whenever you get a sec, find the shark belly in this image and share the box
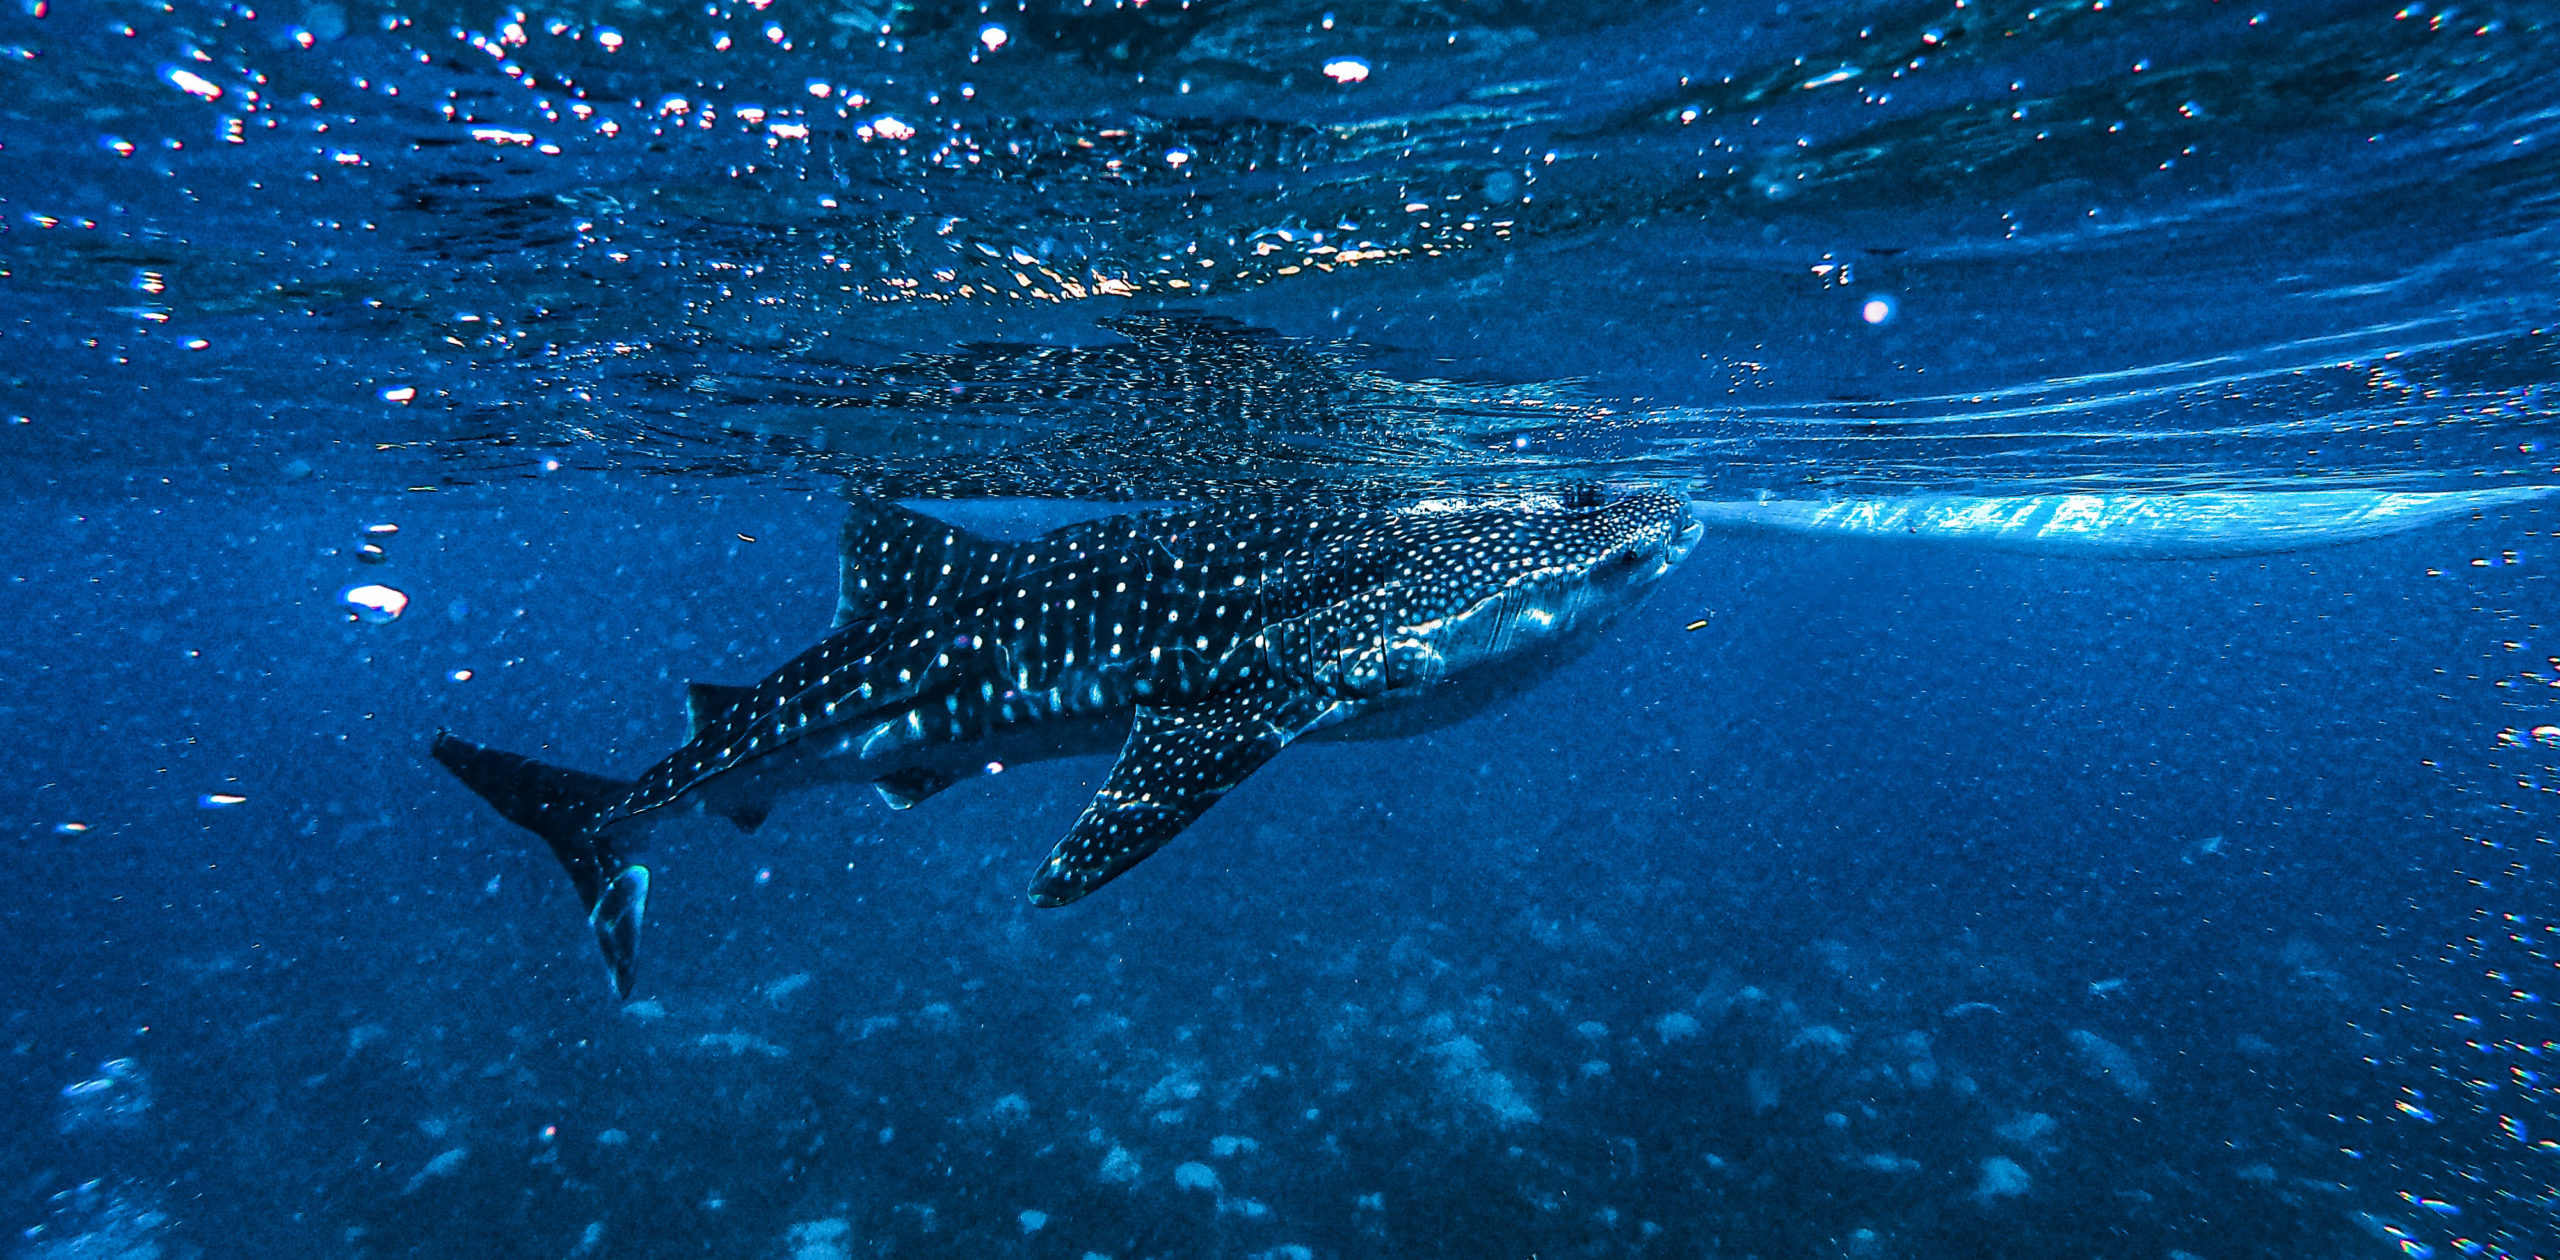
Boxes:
[684,705,1134,825]
[1305,624,1615,745]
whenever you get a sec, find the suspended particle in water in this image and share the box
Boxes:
[978,24,1008,50]
[1861,295,1898,325]
[380,385,416,403]
[200,793,248,808]
[1323,57,1371,84]
[356,543,387,564]
[343,583,409,623]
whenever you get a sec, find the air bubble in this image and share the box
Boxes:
[344,583,409,623]
[60,1057,151,1130]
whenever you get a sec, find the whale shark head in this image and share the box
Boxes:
[1359,489,1701,691]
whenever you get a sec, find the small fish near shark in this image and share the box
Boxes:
[433,491,1702,997]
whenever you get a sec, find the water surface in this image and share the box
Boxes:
[4,1,2559,1257]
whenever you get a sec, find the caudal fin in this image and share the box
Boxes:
[429,731,650,999]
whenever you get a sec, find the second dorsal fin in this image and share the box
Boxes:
[684,682,757,740]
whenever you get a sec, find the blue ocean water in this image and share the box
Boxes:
[5,1,2559,1257]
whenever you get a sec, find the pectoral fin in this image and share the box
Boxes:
[1027,690,1338,907]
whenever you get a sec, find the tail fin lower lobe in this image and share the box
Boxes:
[429,732,649,999]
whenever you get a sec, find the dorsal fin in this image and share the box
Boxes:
[835,499,1020,632]
[685,682,756,740]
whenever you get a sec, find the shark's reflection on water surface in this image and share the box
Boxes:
[434,488,1701,997]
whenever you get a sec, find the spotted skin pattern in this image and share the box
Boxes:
[1028,688,1338,905]
[432,490,1698,996]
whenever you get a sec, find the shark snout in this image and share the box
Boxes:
[1665,512,1704,571]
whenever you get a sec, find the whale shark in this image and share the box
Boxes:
[432,491,1701,997]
